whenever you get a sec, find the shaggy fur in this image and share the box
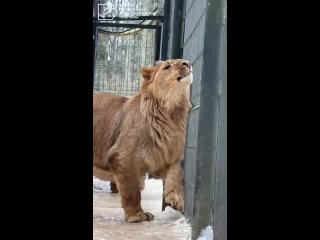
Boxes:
[93,167,145,193]
[93,59,192,223]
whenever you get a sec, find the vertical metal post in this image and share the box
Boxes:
[155,25,162,61]
[170,0,185,59]
[160,0,171,60]
[191,0,226,239]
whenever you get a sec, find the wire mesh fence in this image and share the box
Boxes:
[93,0,164,97]
[94,29,156,97]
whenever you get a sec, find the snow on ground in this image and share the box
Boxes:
[93,176,192,240]
[197,226,214,240]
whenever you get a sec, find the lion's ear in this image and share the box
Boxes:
[141,67,157,81]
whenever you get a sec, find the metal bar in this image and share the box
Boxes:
[170,0,185,59]
[93,16,164,21]
[155,25,162,61]
[93,22,159,29]
[160,0,171,60]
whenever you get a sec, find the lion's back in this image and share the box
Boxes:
[93,92,128,168]
[93,92,128,125]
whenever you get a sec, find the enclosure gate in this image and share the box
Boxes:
[93,0,166,97]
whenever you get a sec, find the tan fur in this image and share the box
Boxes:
[93,59,192,223]
[93,167,145,192]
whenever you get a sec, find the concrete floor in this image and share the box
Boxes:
[93,176,192,240]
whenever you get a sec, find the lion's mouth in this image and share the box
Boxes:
[177,70,193,84]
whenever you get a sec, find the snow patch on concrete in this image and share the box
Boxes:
[197,226,214,240]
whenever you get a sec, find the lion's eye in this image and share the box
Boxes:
[163,65,171,70]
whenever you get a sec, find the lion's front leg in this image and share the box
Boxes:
[164,162,185,212]
[110,154,154,223]
[115,172,154,222]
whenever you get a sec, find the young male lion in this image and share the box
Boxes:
[93,59,192,223]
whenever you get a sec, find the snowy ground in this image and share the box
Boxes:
[93,176,192,240]
[197,226,214,240]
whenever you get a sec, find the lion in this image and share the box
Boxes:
[93,59,192,223]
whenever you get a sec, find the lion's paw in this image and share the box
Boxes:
[126,211,154,223]
[165,192,184,212]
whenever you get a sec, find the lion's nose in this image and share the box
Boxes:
[181,61,191,69]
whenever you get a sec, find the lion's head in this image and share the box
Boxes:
[140,59,193,107]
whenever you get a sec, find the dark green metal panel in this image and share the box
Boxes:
[213,1,227,239]
[188,0,227,239]
[182,0,207,224]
